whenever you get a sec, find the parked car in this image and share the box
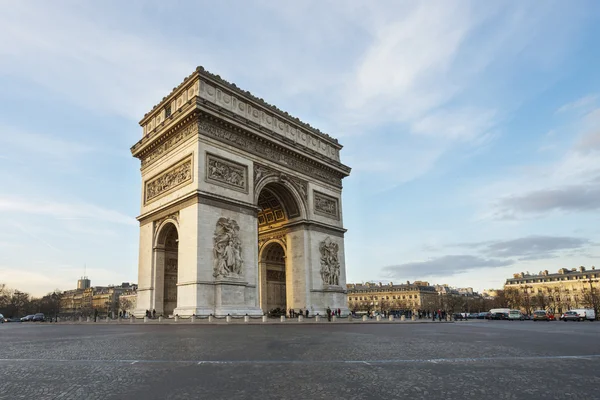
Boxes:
[477,312,490,319]
[0,313,4,323]
[489,312,509,320]
[533,310,555,321]
[21,315,35,322]
[569,308,596,321]
[560,311,580,322]
[32,313,45,322]
[468,313,479,319]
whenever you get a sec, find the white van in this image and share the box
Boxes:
[570,309,595,321]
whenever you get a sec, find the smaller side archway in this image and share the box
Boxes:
[154,221,179,316]
[258,240,287,313]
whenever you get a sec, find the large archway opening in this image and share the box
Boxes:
[156,222,179,316]
[257,181,303,314]
[260,242,287,311]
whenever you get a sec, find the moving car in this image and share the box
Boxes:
[0,313,3,323]
[533,310,555,321]
[21,315,34,322]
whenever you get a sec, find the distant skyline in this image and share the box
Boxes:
[1,1,600,296]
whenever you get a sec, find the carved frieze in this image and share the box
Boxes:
[313,191,339,220]
[141,122,198,170]
[213,217,244,279]
[199,120,342,188]
[319,237,340,286]
[206,153,248,193]
[145,156,193,204]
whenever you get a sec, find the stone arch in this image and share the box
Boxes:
[153,221,179,316]
[258,240,288,313]
[254,174,308,221]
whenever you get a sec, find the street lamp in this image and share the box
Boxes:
[583,279,598,320]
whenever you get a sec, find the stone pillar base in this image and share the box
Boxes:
[401,315,406,321]
[280,316,286,322]
[362,315,367,321]
[262,315,268,323]
[389,315,394,321]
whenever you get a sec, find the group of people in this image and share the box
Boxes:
[144,309,157,319]
[326,307,342,321]
[289,308,309,318]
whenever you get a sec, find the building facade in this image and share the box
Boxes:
[346,282,439,313]
[131,67,351,317]
[60,281,137,317]
[504,266,600,314]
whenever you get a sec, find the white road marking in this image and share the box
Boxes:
[0,354,599,365]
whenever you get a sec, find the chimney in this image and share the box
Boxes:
[580,266,586,272]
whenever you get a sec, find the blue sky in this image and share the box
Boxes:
[1,1,600,296]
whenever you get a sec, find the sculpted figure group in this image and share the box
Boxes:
[319,237,340,286]
[213,217,244,278]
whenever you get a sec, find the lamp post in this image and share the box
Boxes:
[583,279,598,320]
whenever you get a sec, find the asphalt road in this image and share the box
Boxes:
[1,320,599,399]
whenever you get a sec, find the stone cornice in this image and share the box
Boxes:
[131,110,199,159]
[197,98,350,175]
[137,67,348,165]
[141,67,340,146]
[137,190,260,225]
[259,219,347,237]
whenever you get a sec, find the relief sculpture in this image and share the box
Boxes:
[145,157,192,203]
[319,237,340,286]
[213,217,244,278]
[206,154,247,192]
[314,191,339,219]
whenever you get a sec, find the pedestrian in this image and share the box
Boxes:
[337,308,341,317]
[326,306,332,321]
[94,308,98,322]
[152,309,156,319]
[305,309,309,318]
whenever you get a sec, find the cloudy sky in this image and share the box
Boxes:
[1,1,600,296]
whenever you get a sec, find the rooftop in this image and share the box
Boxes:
[142,66,339,145]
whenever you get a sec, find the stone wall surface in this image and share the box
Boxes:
[132,68,350,317]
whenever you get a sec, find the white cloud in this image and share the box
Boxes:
[0,197,136,226]
[0,129,94,159]
[478,107,600,220]
[557,94,598,113]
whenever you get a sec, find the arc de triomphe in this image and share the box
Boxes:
[130,67,351,317]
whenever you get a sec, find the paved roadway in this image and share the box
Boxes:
[1,320,599,399]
